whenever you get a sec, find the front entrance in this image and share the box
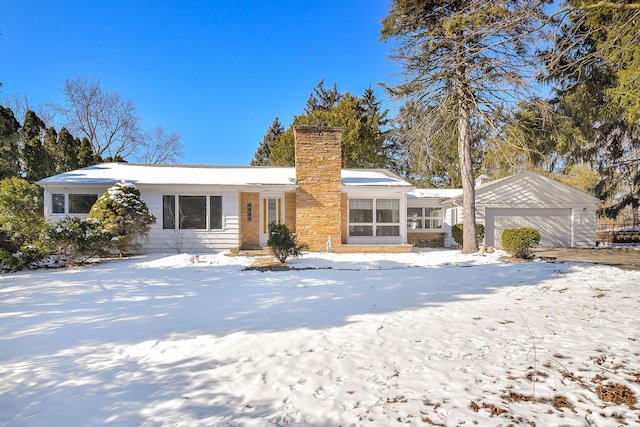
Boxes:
[260,196,283,246]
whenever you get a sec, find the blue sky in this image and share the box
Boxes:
[1,1,399,165]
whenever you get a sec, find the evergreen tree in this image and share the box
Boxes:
[22,136,51,182]
[0,106,21,180]
[89,182,155,256]
[77,137,100,168]
[0,177,49,268]
[381,0,548,253]
[20,110,45,142]
[269,85,392,169]
[20,110,50,182]
[57,127,80,172]
[251,117,284,166]
[43,127,59,174]
[544,0,640,217]
[304,79,343,114]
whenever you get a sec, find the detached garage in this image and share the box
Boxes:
[461,172,599,248]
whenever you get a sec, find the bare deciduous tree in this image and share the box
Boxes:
[50,76,141,160]
[135,125,183,164]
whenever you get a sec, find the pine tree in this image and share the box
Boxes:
[304,79,343,114]
[544,0,640,217]
[251,117,284,166]
[268,85,392,169]
[381,0,548,253]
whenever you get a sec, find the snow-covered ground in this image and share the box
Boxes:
[1,249,638,426]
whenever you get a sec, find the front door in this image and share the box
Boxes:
[260,196,283,246]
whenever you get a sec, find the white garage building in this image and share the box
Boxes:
[409,171,599,249]
[450,171,599,248]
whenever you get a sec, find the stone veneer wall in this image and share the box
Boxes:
[285,192,296,232]
[294,126,343,251]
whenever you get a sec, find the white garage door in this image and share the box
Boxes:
[486,208,571,248]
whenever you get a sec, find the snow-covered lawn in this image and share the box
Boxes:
[1,250,638,426]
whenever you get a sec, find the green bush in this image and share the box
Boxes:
[48,216,113,264]
[267,222,309,263]
[452,223,485,247]
[89,182,155,256]
[501,227,541,258]
[0,177,51,269]
[0,240,50,270]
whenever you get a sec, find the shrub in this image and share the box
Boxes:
[452,223,485,247]
[89,182,155,256]
[48,216,113,264]
[0,240,51,270]
[501,227,541,258]
[267,222,308,263]
[0,177,51,269]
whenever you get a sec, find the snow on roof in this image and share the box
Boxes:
[38,163,296,186]
[408,188,463,199]
[37,163,412,188]
[340,169,413,187]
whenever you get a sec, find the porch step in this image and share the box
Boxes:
[333,244,413,254]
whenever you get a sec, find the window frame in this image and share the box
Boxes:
[52,193,66,214]
[68,194,98,214]
[162,194,224,231]
[407,205,443,230]
[348,198,400,238]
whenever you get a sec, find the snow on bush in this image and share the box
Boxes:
[89,182,155,256]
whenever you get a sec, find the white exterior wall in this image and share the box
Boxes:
[141,188,240,253]
[472,172,598,248]
[342,187,411,245]
[42,184,242,253]
[443,206,462,247]
[572,205,597,247]
[43,185,110,221]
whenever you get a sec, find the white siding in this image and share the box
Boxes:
[443,206,461,247]
[572,206,597,247]
[142,189,240,253]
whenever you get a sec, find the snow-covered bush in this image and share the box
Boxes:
[267,222,308,263]
[89,182,155,256]
[501,227,541,259]
[48,216,113,264]
[0,177,51,270]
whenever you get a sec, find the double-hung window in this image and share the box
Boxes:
[348,198,400,237]
[162,195,223,230]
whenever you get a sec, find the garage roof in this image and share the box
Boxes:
[455,171,600,207]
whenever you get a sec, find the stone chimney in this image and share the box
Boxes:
[294,126,342,251]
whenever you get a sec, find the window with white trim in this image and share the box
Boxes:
[68,194,98,214]
[407,206,442,230]
[349,198,400,237]
[52,193,65,214]
[162,195,223,230]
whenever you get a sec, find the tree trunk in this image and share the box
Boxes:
[457,83,478,254]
